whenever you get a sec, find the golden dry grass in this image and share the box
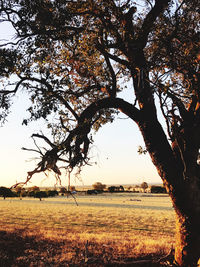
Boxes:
[0,193,176,266]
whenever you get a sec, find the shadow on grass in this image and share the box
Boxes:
[0,229,63,267]
[0,230,174,267]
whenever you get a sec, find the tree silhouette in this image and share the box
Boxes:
[0,1,200,265]
[141,182,148,193]
[0,187,15,199]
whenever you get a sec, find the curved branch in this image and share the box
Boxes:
[31,133,57,149]
[79,97,141,123]
[136,0,171,48]
[26,97,141,180]
[59,97,141,167]
[0,78,25,95]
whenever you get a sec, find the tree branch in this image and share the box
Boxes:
[25,96,141,180]
[31,133,57,149]
[96,43,130,68]
[136,0,171,48]
[101,50,117,97]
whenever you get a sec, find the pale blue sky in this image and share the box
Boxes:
[0,94,161,187]
[0,17,162,188]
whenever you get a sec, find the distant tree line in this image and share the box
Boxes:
[0,183,167,199]
[89,181,167,194]
[0,186,76,200]
[107,185,124,193]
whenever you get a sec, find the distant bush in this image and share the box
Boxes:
[108,186,115,193]
[27,186,40,197]
[34,191,48,200]
[87,189,98,195]
[108,185,124,192]
[59,187,67,195]
[151,186,167,194]
[0,187,16,199]
[27,191,35,197]
[47,190,58,197]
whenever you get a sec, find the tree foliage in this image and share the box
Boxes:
[140,182,148,192]
[107,185,124,192]
[0,186,15,199]
[150,185,167,194]
[0,0,199,180]
[92,182,106,191]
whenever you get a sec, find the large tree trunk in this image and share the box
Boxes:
[174,212,200,267]
[171,179,200,267]
[137,118,200,266]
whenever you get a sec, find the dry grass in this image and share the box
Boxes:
[0,193,176,266]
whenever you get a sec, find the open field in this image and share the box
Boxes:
[0,193,176,266]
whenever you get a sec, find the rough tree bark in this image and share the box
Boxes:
[137,112,200,266]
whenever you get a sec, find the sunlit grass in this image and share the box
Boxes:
[0,193,176,263]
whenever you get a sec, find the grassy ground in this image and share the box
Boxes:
[0,193,176,266]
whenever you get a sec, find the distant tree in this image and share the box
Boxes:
[151,185,167,194]
[119,185,124,192]
[0,186,15,199]
[27,186,40,197]
[87,189,98,195]
[34,191,47,201]
[47,190,58,197]
[127,186,132,192]
[92,182,106,191]
[59,187,67,196]
[141,182,148,193]
[108,186,116,193]
[30,186,40,192]
[108,185,124,192]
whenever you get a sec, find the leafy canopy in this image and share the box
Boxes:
[0,0,199,183]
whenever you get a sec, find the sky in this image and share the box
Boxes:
[0,15,162,188]
[0,93,162,188]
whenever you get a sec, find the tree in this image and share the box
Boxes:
[27,186,38,197]
[141,182,148,193]
[0,1,199,265]
[59,187,67,196]
[34,190,47,201]
[92,182,106,191]
[0,186,15,199]
[107,186,116,193]
[151,185,167,194]
[47,189,58,197]
[108,185,124,192]
[119,185,124,192]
